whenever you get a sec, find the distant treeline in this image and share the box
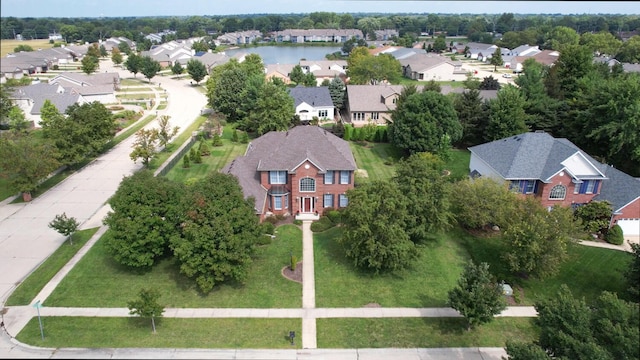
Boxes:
[2,12,639,47]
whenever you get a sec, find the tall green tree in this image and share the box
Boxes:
[48,212,79,245]
[104,170,183,268]
[338,180,416,273]
[206,60,248,122]
[328,76,345,109]
[544,25,579,50]
[129,128,158,167]
[140,56,161,83]
[347,47,401,85]
[155,115,180,150]
[447,261,506,331]
[489,47,503,72]
[124,53,143,78]
[514,58,561,133]
[503,200,577,279]
[41,102,115,166]
[0,133,59,200]
[453,89,489,146]
[289,65,305,85]
[127,288,165,334]
[169,173,261,293]
[111,47,123,66]
[389,90,462,155]
[485,85,529,141]
[580,31,623,56]
[186,59,207,84]
[81,55,99,75]
[450,177,520,230]
[626,243,640,302]
[615,35,640,63]
[245,78,294,135]
[524,286,640,360]
[171,61,184,78]
[393,152,453,243]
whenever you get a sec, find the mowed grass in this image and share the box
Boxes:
[18,317,301,349]
[1,39,54,57]
[5,228,100,306]
[317,317,537,348]
[164,139,247,183]
[456,228,634,305]
[349,142,403,182]
[45,225,303,308]
[444,148,471,180]
[314,226,467,308]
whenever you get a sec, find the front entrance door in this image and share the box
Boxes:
[302,197,314,213]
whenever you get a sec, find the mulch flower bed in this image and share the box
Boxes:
[281,262,303,283]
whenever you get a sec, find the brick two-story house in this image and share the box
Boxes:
[222,126,357,221]
[469,132,640,238]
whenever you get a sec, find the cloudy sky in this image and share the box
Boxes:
[2,0,639,18]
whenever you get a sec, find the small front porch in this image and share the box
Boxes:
[295,212,320,221]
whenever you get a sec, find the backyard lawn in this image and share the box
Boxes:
[164,138,247,183]
[349,142,402,182]
[44,225,303,308]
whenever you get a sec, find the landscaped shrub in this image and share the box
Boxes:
[343,124,353,141]
[605,224,624,245]
[326,209,342,224]
[260,221,275,235]
[290,255,297,271]
[198,141,210,156]
[182,154,190,168]
[211,133,223,147]
[256,234,272,246]
[264,216,279,225]
[310,216,335,232]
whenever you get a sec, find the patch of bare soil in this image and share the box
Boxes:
[505,286,525,306]
[281,262,303,283]
[363,303,381,308]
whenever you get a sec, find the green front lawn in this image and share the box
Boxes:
[18,317,301,349]
[317,317,537,348]
[45,225,303,308]
[455,228,634,305]
[6,228,100,306]
[314,227,467,308]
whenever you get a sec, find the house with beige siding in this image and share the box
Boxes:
[344,84,404,127]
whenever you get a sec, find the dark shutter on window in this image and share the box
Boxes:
[593,180,600,194]
[579,181,588,194]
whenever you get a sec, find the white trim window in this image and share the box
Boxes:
[324,170,334,184]
[339,194,348,207]
[318,109,328,118]
[353,112,365,121]
[371,112,379,120]
[324,194,334,208]
[339,170,350,184]
[269,171,287,184]
[300,177,316,192]
[549,185,566,200]
[273,196,283,210]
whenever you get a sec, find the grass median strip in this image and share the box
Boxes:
[317,317,538,348]
[17,317,301,349]
[5,228,100,306]
[44,225,303,308]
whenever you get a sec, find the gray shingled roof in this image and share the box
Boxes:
[468,132,606,181]
[288,86,334,108]
[11,83,79,115]
[222,126,356,214]
[595,165,640,213]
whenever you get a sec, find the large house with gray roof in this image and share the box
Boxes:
[222,126,357,221]
[11,82,83,127]
[469,132,640,238]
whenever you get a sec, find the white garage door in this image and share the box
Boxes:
[617,219,640,236]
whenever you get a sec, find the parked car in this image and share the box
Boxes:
[502,73,512,78]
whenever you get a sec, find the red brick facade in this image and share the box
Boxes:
[262,160,353,218]
[611,199,640,225]
[535,172,599,208]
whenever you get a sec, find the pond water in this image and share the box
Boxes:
[223,45,343,65]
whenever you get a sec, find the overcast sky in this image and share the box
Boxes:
[2,0,639,18]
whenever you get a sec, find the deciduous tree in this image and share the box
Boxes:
[169,173,261,293]
[104,170,183,268]
[393,152,454,243]
[127,288,165,334]
[124,53,142,78]
[485,85,529,141]
[48,212,79,245]
[450,177,520,230]
[0,133,59,201]
[140,56,161,83]
[81,54,99,74]
[155,115,179,150]
[129,128,158,167]
[447,261,506,331]
[111,47,123,66]
[338,180,416,273]
[389,90,462,155]
[245,79,294,135]
[186,59,207,84]
[171,61,184,78]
